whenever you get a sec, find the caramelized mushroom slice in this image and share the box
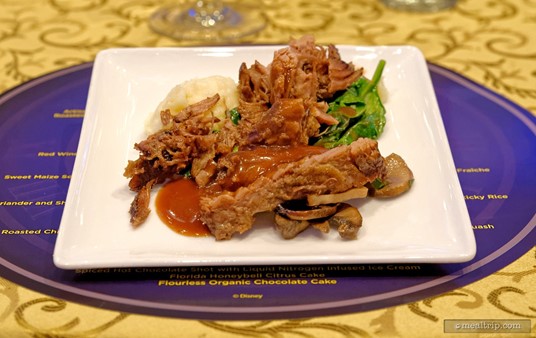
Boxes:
[370,153,414,198]
[311,220,330,233]
[328,203,363,240]
[274,200,338,239]
[274,214,311,239]
[307,187,368,206]
[274,214,332,239]
[275,200,338,221]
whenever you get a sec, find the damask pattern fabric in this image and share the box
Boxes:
[0,0,534,336]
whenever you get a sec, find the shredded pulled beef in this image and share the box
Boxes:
[124,94,227,226]
[124,35,377,237]
[239,35,362,133]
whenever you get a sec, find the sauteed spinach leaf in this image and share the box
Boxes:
[314,60,386,148]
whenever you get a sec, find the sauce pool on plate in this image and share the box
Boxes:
[155,145,328,237]
[155,178,210,237]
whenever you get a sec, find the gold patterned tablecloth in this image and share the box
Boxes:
[0,0,535,337]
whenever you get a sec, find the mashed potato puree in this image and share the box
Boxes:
[145,76,239,135]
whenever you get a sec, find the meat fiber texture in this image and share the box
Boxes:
[200,138,384,240]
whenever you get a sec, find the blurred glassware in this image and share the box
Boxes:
[381,0,457,12]
[149,0,266,42]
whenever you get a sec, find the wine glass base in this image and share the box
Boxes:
[149,3,267,42]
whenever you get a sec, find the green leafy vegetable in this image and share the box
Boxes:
[229,107,241,125]
[314,60,386,148]
[179,166,192,178]
[370,178,385,190]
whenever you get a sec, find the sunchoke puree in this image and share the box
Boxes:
[155,178,209,237]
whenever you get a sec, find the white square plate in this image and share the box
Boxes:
[53,45,476,268]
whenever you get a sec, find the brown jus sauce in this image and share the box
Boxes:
[155,178,210,237]
[216,145,328,191]
[155,145,328,237]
